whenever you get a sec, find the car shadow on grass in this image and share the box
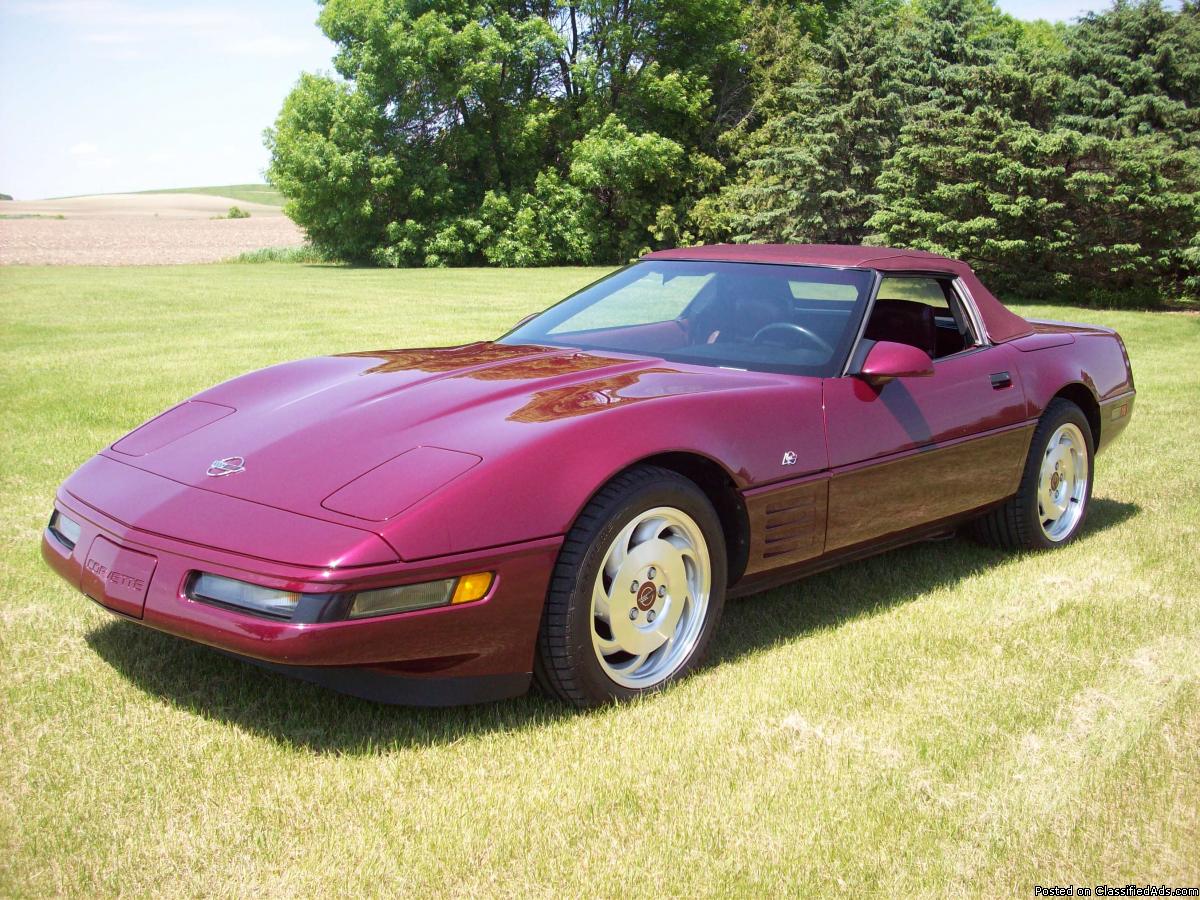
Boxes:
[709,496,1138,668]
[86,497,1138,753]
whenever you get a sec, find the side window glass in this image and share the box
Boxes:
[788,280,861,303]
[869,277,977,360]
[877,276,950,311]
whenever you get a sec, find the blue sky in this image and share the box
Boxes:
[1,0,1116,201]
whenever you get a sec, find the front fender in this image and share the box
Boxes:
[378,378,826,560]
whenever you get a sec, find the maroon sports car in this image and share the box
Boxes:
[43,244,1135,706]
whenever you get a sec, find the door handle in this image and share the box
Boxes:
[990,371,1012,389]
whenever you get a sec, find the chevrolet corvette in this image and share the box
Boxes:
[42,244,1136,706]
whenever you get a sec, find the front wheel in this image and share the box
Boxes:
[534,465,727,707]
[970,398,1095,550]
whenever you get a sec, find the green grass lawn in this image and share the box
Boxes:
[1,264,1197,896]
[136,183,286,206]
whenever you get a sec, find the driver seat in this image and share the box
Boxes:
[692,277,793,344]
[732,294,793,342]
[864,299,937,357]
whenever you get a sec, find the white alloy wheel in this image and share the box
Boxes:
[1037,422,1089,542]
[589,506,711,689]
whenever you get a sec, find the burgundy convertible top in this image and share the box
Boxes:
[644,244,1033,343]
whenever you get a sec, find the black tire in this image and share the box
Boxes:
[534,464,728,707]
[969,398,1095,551]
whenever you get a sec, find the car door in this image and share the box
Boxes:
[822,275,1033,551]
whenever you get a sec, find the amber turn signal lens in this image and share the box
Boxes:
[451,572,493,605]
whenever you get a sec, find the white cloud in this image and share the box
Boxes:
[3,0,253,60]
[223,36,314,58]
[3,0,333,65]
[82,32,140,44]
[64,141,116,170]
[5,1,245,30]
[4,1,117,21]
[138,10,242,29]
[5,1,302,62]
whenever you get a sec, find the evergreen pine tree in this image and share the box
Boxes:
[868,0,1200,303]
[1062,0,1200,144]
[725,0,916,244]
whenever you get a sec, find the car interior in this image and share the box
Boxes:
[525,261,876,375]
[864,276,977,359]
[673,273,978,368]
[508,262,979,376]
[677,271,853,363]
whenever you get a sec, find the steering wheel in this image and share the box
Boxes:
[751,321,833,354]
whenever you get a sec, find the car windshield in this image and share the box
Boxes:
[499,260,875,376]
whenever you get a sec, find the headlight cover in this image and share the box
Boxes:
[349,571,493,617]
[189,573,301,619]
[348,580,455,618]
[49,511,82,549]
[187,572,494,622]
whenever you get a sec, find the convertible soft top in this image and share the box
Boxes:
[644,243,1033,343]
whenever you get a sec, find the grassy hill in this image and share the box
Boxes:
[135,183,285,206]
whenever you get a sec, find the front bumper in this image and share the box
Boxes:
[43,491,561,705]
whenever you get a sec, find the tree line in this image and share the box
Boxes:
[267,0,1199,305]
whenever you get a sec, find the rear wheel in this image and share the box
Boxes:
[534,465,727,707]
[970,398,1094,550]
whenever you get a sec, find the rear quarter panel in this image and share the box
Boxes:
[1012,322,1135,451]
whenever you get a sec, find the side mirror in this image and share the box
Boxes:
[857,340,935,387]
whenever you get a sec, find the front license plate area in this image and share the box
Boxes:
[81,536,157,619]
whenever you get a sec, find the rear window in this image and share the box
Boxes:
[789,280,861,302]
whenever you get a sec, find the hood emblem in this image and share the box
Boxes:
[206,456,245,477]
[781,451,798,466]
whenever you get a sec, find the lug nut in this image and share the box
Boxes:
[647,567,656,579]
[647,610,657,623]
[629,608,638,620]
[630,580,639,593]
[658,585,666,598]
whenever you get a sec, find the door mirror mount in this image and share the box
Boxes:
[511,311,538,330]
[857,340,935,387]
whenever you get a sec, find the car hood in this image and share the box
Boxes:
[101,342,769,525]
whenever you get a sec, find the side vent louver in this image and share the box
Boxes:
[744,481,827,576]
[762,496,812,559]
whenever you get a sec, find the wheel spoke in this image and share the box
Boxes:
[651,594,688,646]
[610,652,648,676]
[653,548,689,638]
[593,634,621,656]
[603,519,638,581]
[592,578,612,622]
[632,515,667,546]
